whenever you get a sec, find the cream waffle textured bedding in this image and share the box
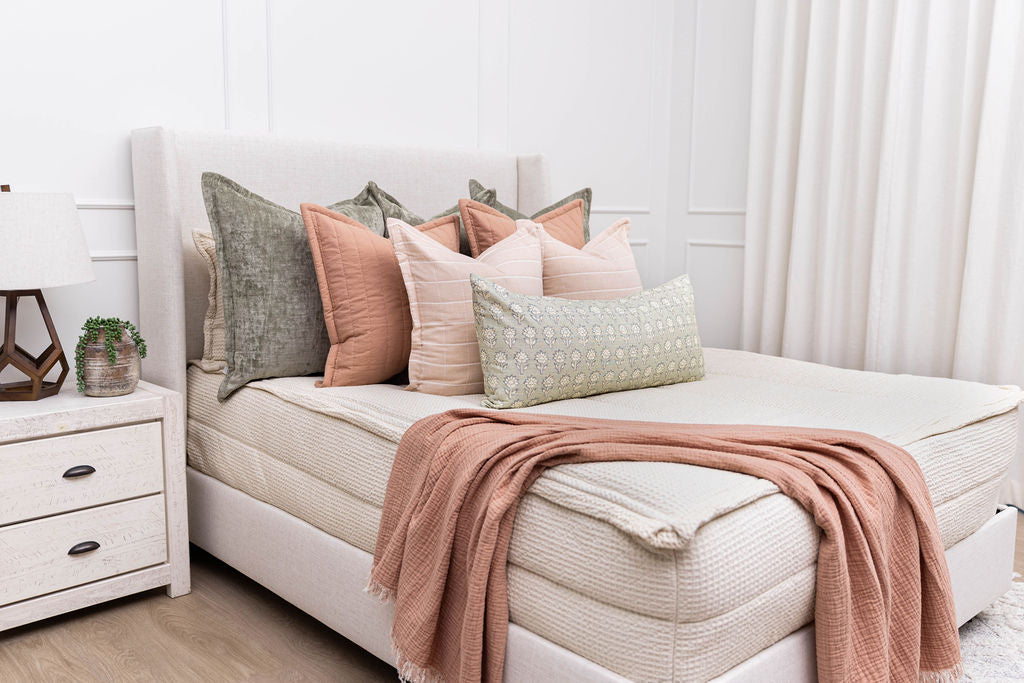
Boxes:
[185,348,1022,682]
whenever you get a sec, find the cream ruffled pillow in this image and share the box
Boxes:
[191,230,227,371]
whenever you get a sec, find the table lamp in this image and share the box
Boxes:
[0,186,95,401]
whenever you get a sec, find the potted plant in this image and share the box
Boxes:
[74,317,148,397]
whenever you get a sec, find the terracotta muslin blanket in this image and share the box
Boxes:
[368,409,961,683]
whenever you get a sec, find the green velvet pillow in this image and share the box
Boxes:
[469,179,593,243]
[201,172,386,399]
[471,274,704,409]
[368,181,494,255]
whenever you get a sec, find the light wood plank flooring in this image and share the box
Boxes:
[0,547,394,682]
[2,513,1023,682]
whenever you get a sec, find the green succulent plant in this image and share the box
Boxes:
[74,317,148,393]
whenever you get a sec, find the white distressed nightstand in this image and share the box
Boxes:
[0,380,189,630]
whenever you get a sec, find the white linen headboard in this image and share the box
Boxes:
[130,127,550,397]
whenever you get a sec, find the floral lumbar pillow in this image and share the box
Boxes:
[471,274,704,409]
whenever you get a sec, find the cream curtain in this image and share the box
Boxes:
[742,0,1024,505]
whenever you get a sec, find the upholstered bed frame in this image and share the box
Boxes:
[131,127,1018,682]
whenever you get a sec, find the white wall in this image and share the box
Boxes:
[0,0,756,384]
[667,0,756,350]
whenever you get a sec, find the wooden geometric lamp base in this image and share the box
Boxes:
[0,290,70,401]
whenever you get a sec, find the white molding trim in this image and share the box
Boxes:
[265,0,274,132]
[220,0,271,132]
[688,206,745,216]
[476,0,510,151]
[684,0,748,218]
[684,0,703,217]
[504,0,511,152]
[89,250,138,262]
[76,200,135,211]
[687,239,744,249]
[221,0,231,129]
[640,3,659,222]
[647,0,676,288]
[684,238,743,274]
[476,0,483,147]
[591,206,651,215]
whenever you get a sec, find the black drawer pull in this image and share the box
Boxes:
[62,465,96,479]
[67,541,100,556]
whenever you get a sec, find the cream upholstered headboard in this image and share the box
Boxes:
[130,127,550,397]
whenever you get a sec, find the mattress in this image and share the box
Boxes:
[185,348,1022,682]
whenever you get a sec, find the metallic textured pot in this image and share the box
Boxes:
[82,329,141,397]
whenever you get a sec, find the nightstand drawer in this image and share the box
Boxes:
[0,422,164,526]
[0,495,167,606]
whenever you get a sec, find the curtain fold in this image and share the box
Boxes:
[743,0,1024,505]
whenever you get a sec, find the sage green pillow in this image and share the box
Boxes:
[469,179,593,243]
[367,181,495,255]
[471,274,704,409]
[201,173,385,399]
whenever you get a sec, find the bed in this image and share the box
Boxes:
[131,127,1021,682]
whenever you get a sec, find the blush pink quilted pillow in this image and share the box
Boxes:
[388,218,543,395]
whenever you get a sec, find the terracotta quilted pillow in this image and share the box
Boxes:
[300,203,460,387]
[459,198,586,257]
[468,178,592,243]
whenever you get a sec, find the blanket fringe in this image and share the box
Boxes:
[365,578,445,682]
[364,577,396,603]
[393,641,445,683]
[919,661,964,683]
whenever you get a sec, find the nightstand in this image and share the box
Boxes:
[0,381,189,630]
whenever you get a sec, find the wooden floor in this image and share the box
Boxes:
[0,547,395,682]
[2,512,1023,682]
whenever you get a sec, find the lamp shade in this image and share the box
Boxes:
[0,193,95,289]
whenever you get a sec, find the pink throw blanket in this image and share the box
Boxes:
[369,409,961,682]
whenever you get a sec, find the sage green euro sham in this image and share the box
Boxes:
[471,274,704,409]
[469,178,593,243]
[202,172,384,399]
